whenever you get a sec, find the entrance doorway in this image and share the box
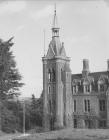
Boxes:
[74,119,77,128]
[50,116,55,130]
[84,119,92,128]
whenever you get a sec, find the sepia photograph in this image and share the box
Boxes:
[0,0,109,139]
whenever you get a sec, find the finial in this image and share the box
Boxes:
[54,3,56,15]
[52,3,59,37]
[52,3,58,29]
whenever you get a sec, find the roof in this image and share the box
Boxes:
[46,37,66,58]
[52,4,59,29]
[72,71,109,81]
[64,63,71,72]
[72,71,109,92]
[52,8,58,29]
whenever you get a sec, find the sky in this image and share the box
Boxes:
[0,0,109,98]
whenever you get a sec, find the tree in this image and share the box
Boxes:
[0,37,24,100]
[29,94,43,129]
[31,94,37,110]
[0,37,24,132]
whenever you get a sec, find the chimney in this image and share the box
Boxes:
[82,59,89,77]
[107,59,109,71]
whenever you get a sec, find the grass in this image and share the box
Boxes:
[13,128,109,140]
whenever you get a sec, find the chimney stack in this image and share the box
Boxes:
[82,59,89,77]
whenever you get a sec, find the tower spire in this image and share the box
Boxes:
[52,4,60,37]
[54,3,56,16]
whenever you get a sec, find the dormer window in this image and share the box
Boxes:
[83,84,91,93]
[98,75,107,92]
[100,84,105,92]
[82,76,93,94]
[73,85,78,94]
[98,82,105,92]
[86,85,90,92]
[72,79,80,94]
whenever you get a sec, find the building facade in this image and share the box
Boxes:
[42,8,109,130]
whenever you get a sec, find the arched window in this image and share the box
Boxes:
[98,75,107,92]
[86,85,90,92]
[48,69,52,82]
[98,80,105,92]
[49,100,52,114]
[100,84,104,92]
[83,84,91,93]
[72,85,78,94]
[48,86,51,94]
[52,69,55,82]
[83,79,92,93]
[61,68,64,82]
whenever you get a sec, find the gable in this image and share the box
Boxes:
[60,46,66,57]
[46,45,55,59]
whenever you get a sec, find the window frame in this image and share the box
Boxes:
[99,99,106,111]
[48,69,52,82]
[100,84,105,92]
[74,100,76,112]
[85,85,90,93]
[73,85,78,94]
[84,99,90,112]
[99,120,106,128]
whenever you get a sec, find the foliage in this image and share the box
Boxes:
[0,100,21,133]
[29,94,43,129]
[0,37,43,133]
[0,37,24,100]
[0,37,24,133]
[0,88,43,133]
[15,93,43,132]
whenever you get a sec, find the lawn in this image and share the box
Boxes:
[0,133,22,140]
[13,128,109,140]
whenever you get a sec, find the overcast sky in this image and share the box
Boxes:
[0,0,109,98]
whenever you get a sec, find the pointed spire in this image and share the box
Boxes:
[52,3,58,28]
[52,4,60,37]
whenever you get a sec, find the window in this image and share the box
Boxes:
[99,100,105,111]
[74,100,76,112]
[61,69,64,82]
[73,85,78,94]
[99,120,106,128]
[84,99,90,112]
[86,85,90,92]
[48,86,50,94]
[87,100,90,112]
[74,119,77,128]
[49,100,52,114]
[52,69,55,82]
[84,120,91,128]
[48,69,52,82]
[83,85,91,93]
[100,84,104,92]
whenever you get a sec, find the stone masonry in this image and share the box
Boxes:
[42,7,109,131]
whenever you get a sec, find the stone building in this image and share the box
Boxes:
[42,8,109,130]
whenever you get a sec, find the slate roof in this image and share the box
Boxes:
[72,71,109,92]
[46,37,66,59]
[72,71,109,81]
